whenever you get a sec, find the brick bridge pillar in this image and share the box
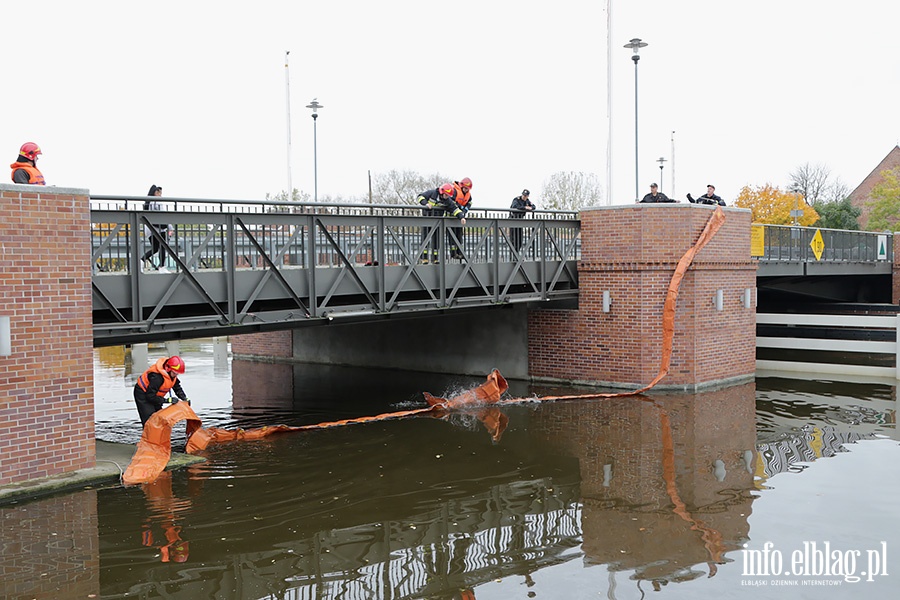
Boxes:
[0,183,95,486]
[528,204,757,391]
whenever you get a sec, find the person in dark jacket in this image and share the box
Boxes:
[509,189,535,251]
[142,185,172,271]
[640,183,674,203]
[687,184,726,206]
[417,183,467,263]
[134,356,190,426]
[10,142,45,185]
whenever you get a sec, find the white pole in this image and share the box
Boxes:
[606,0,613,205]
[671,130,676,198]
[285,51,293,201]
[895,314,900,380]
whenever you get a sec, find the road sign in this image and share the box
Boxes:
[877,234,888,260]
[810,229,824,261]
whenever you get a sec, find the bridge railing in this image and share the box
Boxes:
[90,197,581,342]
[91,196,579,273]
[754,223,893,263]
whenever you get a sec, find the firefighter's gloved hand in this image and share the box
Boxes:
[183,398,191,406]
[171,397,179,404]
[460,217,467,226]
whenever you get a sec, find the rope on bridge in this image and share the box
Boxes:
[123,208,726,486]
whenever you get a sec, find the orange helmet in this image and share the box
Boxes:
[439,183,455,197]
[19,142,42,161]
[459,177,472,189]
[165,356,185,374]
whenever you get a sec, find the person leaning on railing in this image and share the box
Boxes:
[509,189,535,251]
[417,183,467,264]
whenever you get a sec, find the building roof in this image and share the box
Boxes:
[848,145,900,229]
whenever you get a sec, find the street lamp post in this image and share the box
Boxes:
[624,38,648,203]
[284,51,293,201]
[657,156,667,193]
[306,98,324,202]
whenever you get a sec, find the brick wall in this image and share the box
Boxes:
[0,490,99,597]
[230,329,293,360]
[0,184,95,486]
[529,205,757,389]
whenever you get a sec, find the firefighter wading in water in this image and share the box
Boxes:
[134,356,190,426]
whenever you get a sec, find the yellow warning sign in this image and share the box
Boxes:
[750,225,765,257]
[810,229,824,261]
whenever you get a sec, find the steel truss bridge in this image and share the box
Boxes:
[91,197,581,345]
[90,197,894,345]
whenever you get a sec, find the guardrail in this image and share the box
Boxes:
[753,224,892,263]
[90,197,581,344]
[756,313,900,379]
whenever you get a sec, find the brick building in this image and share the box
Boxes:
[849,145,900,229]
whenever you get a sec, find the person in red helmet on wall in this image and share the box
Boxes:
[10,142,45,185]
[449,177,473,259]
[134,356,190,426]
[417,183,467,263]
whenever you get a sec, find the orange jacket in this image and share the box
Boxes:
[453,182,471,207]
[9,162,45,185]
[137,357,179,398]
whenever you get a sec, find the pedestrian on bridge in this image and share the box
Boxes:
[10,142,45,185]
[509,189,535,252]
[417,183,467,264]
[134,356,190,426]
[142,185,172,271]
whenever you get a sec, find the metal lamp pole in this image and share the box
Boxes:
[284,51,293,201]
[657,156,667,193]
[306,98,323,202]
[624,38,647,203]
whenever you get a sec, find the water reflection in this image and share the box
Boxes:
[2,346,898,599]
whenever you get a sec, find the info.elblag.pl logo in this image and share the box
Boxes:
[742,541,889,584]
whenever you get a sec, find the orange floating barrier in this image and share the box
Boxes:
[123,209,725,486]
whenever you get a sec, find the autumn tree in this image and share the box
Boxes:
[540,171,604,210]
[864,166,900,231]
[733,183,819,225]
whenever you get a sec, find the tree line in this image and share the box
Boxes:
[267,163,900,231]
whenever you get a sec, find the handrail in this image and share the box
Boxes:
[752,223,893,263]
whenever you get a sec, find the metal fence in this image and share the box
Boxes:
[90,197,581,343]
[754,224,892,263]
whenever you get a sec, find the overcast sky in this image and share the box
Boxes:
[4,0,899,208]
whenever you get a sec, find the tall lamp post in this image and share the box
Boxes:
[306,98,324,202]
[284,51,293,201]
[624,37,648,203]
[657,156,667,193]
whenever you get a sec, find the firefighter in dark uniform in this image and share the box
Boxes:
[417,183,467,263]
[134,356,190,426]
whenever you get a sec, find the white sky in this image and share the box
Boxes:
[4,0,899,208]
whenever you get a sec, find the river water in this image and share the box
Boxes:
[2,339,898,599]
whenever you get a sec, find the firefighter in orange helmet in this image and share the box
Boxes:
[416,183,467,263]
[449,177,473,259]
[10,142,45,185]
[134,356,190,426]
